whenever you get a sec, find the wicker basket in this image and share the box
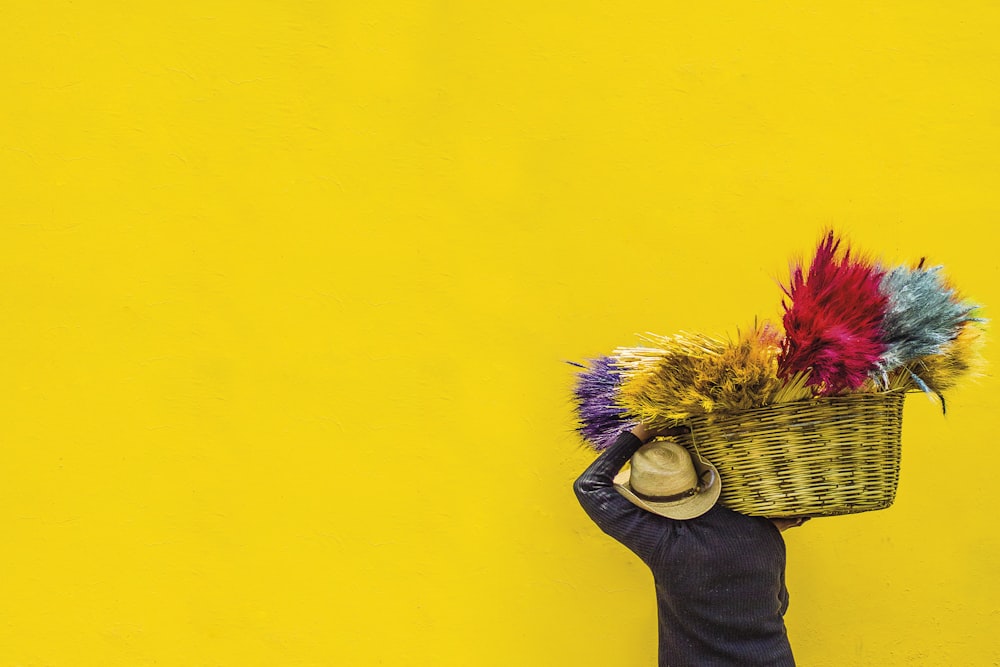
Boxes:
[676,391,906,518]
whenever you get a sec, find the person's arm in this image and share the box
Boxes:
[770,517,810,532]
[573,426,677,563]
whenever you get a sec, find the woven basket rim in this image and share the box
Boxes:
[679,388,908,426]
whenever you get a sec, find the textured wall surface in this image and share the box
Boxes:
[1,2,998,665]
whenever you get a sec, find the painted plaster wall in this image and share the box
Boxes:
[1,2,998,665]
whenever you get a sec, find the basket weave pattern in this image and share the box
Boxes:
[678,392,905,518]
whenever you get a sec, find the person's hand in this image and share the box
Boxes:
[630,423,690,444]
[769,517,811,532]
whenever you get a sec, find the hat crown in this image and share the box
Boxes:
[629,441,699,497]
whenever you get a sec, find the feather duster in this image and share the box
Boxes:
[616,323,788,429]
[569,356,635,450]
[615,332,726,428]
[885,322,987,399]
[873,260,982,384]
[706,321,789,412]
[778,231,888,395]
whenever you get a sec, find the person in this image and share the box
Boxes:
[573,423,807,667]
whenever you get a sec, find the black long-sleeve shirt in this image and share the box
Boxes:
[574,430,795,667]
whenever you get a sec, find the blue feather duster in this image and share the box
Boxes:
[873,261,982,386]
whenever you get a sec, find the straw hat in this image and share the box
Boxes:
[614,440,721,520]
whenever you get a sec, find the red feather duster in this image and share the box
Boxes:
[778,232,888,395]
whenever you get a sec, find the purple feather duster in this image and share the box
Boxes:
[569,356,635,450]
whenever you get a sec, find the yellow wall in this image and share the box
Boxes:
[2,2,998,665]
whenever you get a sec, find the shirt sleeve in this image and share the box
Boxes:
[573,430,673,564]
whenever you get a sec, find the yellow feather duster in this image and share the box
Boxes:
[616,322,800,429]
[888,323,987,394]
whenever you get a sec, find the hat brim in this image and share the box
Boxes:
[613,453,722,520]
